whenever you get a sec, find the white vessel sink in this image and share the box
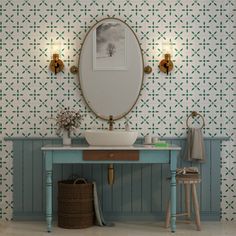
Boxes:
[84,130,138,146]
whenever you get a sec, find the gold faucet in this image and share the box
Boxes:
[108,115,115,131]
[107,115,115,185]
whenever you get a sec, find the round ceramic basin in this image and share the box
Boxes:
[84,130,138,146]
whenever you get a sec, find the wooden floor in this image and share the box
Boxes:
[0,221,235,236]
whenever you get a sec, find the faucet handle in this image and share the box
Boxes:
[108,115,115,123]
[108,115,115,130]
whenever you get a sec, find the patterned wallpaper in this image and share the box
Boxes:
[0,0,235,220]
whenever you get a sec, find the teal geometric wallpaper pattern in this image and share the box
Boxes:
[0,0,235,221]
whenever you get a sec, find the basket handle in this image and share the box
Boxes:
[73,177,87,184]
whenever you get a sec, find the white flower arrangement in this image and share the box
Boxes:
[55,107,82,136]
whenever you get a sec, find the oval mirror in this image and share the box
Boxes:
[79,18,144,120]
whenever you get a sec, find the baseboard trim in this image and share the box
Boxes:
[13,211,220,221]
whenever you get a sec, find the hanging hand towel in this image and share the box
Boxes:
[93,182,114,227]
[184,128,206,162]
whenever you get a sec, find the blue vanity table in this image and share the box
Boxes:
[42,144,181,233]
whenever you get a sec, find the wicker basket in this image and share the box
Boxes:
[58,212,94,229]
[58,198,94,214]
[58,179,93,199]
[58,178,94,229]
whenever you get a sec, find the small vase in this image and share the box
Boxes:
[63,130,71,146]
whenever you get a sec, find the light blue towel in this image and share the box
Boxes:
[93,182,114,227]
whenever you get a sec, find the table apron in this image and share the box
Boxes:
[48,150,176,164]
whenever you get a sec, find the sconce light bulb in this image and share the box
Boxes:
[164,53,171,61]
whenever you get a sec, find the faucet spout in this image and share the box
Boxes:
[108,115,115,131]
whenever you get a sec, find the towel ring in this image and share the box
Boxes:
[186,111,205,129]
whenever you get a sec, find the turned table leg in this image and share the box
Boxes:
[165,200,171,228]
[46,170,52,232]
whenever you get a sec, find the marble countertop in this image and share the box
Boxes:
[41,144,181,151]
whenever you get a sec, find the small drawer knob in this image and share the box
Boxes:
[109,153,114,158]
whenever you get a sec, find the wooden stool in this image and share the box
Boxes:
[165,176,201,231]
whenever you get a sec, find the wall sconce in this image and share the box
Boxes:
[49,42,64,74]
[159,42,174,75]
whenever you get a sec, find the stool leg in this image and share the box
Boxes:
[185,183,191,219]
[165,200,171,228]
[192,184,201,231]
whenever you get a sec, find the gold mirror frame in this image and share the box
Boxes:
[78,17,144,121]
